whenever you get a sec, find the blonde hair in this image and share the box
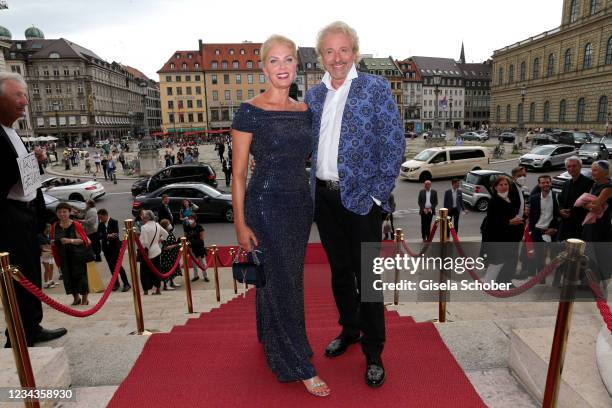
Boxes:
[261,35,297,62]
[315,21,360,64]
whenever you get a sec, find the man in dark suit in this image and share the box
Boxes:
[528,175,560,278]
[97,209,131,292]
[418,180,438,241]
[156,194,173,225]
[443,179,467,233]
[0,72,67,347]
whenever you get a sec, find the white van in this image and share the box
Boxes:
[400,146,490,182]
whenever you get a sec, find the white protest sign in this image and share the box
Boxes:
[17,152,42,198]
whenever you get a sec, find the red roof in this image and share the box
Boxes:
[157,50,202,74]
[200,43,262,71]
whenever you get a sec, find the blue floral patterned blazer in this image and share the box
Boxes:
[305,72,405,215]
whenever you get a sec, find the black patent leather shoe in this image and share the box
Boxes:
[365,360,386,388]
[35,327,67,343]
[324,334,360,358]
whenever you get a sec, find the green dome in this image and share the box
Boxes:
[0,26,11,40]
[25,26,44,39]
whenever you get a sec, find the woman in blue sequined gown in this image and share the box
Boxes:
[230,36,330,397]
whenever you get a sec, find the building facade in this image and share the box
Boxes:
[397,58,423,132]
[297,47,324,100]
[459,61,491,129]
[123,65,162,136]
[359,56,405,122]
[491,0,612,132]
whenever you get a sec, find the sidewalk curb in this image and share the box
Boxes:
[45,167,140,181]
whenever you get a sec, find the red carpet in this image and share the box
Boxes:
[109,257,485,407]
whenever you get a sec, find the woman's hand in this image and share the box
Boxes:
[60,238,72,245]
[236,224,258,251]
[509,216,524,226]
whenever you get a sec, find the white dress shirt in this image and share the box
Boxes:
[316,63,358,181]
[2,124,36,202]
[139,221,168,259]
[452,189,458,208]
[425,190,432,209]
[535,192,554,230]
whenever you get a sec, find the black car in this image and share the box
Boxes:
[498,132,516,143]
[533,133,558,146]
[131,163,218,196]
[578,143,609,163]
[132,183,233,222]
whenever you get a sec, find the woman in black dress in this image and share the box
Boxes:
[159,219,181,290]
[183,214,208,282]
[231,35,329,397]
[52,202,89,305]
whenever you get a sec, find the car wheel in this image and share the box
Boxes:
[69,193,85,202]
[418,172,432,182]
[543,161,551,171]
[224,208,234,223]
[475,198,489,212]
[472,167,481,171]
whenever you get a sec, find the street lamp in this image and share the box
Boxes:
[433,74,441,131]
[517,86,526,149]
[449,96,454,130]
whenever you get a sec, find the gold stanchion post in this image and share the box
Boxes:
[229,248,237,294]
[124,219,148,335]
[180,237,194,314]
[211,245,221,302]
[542,238,585,408]
[438,208,449,323]
[393,228,403,305]
[0,253,39,408]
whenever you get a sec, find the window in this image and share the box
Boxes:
[598,96,607,122]
[65,84,71,93]
[543,101,550,123]
[248,89,254,99]
[167,100,174,109]
[186,75,191,81]
[175,53,181,59]
[498,67,504,85]
[520,61,526,81]
[210,109,220,121]
[506,105,511,122]
[179,113,184,123]
[232,61,239,69]
[496,105,501,122]
[247,74,253,84]
[195,86,202,95]
[240,49,245,55]
[177,100,184,109]
[186,86,192,95]
[196,100,202,108]
[559,100,567,122]
[583,43,593,68]
[170,63,175,69]
[211,74,217,85]
[229,49,234,55]
[222,61,228,69]
[187,53,193,59]
[63,67,70,76]
[187,100,193,108]
[606,37,612,65]
[176,76,181,82]
[169,113,175,123]
[570,0,578,23]
[259,74,265,83]
[529,102,536,122]
[53,67,60,76]
[564,49,572,72]
[236,74,241,84]
[212,90,218,101]
[430,153,447,164]
[518,102,524,124]
[590,0,598,15]
[77,83,84,93]
[176,87,182,95]
[198,113,204,122]
[31,83,39,94]
[166,87,173,96]
[221,108,230,121]
[547,53,555,77]
[532,58,540,79]
[247,60,253,69]
[215,49,220,55]
[212,61,218,69]
[254,49,259,55]
[165,75,172,82]
[449,149,485,160]
[224,90,230,100]
[195,75,201,81]
[223,74,229,84]
[237,90,243,100]
[45,84,52,94]
[508,65,514,83]
[188,113,194,122]
[577,97,585,123]
[182,63,187,70]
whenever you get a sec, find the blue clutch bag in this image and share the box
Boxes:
[232,249,265,288]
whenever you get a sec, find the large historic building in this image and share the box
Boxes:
[397,58,423,132]
[2,26,152,143]
[296,47,324,100]
[491,0,612,132]
[359,56,405,124]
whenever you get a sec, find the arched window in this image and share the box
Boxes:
[532,58,540,79]
[559,100,567,123]
[577,98,586,123]
[606,37,612,65]
[246,60,253,69]
[496,105,501,123]
[543,101,550,123]
[520,61,526,81]
[506,104,511,123]
[232,60,239,69]
[211,61,218,69]
[564,49,572,72]
[597,96,608,123]
[529,102,536,122]
[570,0,578,23]
[583,43,593,69]
[508,65,514,83]
[498,67,504,86]
[547,53,555,77]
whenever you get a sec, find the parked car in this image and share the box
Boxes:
[578,143,609,163]
[462,131,488,141]
[532,133,559,146]
[400,146,489,182]
[551,168,592,194]
[598,136,612,154]
[41,177,105,202]
[498,132,516,143]
[555,131,591,148]
[461,170,512,212]
[132,182,233,222]
[518,144,576,171]
[404,131,417,139]
[131,163,218,197]
[43,193,87,223]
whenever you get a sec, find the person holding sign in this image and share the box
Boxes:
[0,72,67,347]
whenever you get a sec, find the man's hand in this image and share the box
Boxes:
[559,209,570,218]
[509,216,524,226]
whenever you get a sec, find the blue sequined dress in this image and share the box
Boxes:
[231,102,316,382]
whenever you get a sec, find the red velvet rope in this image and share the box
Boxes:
[449,226,561,298]
[134,238,182,280]
[188,251,209,271]
[13,240,127,317]
[585,275,612,334]
[402,222,438,257]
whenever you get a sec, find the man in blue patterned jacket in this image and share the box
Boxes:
[305,21,405,388]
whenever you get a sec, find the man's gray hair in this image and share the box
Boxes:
[0,72,27,96]
[142,210,156,222]
[564,156,582,168]
[315,21,360,64]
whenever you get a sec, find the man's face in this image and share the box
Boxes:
[162,196,170,205]
[424,181,432,190]
[320,31,356,87]
[452,181,460,190]
[0,80,28,125]
[566,161,580,177]
[98,214,109,223]
[538,178,551,193]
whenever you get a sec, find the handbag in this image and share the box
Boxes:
[232,249,265,288]
[137,224,158,262]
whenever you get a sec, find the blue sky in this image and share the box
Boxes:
[2,0,562,79]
